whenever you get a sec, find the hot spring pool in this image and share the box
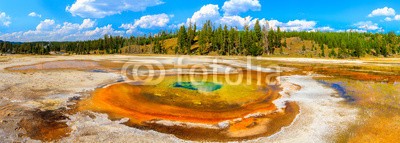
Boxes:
[77,71,299,141]
[172,81,222,92]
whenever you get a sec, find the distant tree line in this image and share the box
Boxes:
[176,20,400,58]
[1,20,400,58]
[0,32,175,55]
[285,31,400,58]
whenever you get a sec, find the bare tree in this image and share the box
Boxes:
[262,21,270,55]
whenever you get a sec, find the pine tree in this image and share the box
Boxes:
[187,22,195,55]
[283,38,287,48]
[397,45,400,54]
[206,20,213,53]
[254,19,262,43]
[233,27,240,55]
[242,24,250,55]
[268,29,275,54]
[221,25,229,55]
[198,20,213,54]
[177,25,187,54]
[198,23,207,54]
[228,27,235,55]
[216,25,223,53]
[276,27,282,48]
[329,46,337,58]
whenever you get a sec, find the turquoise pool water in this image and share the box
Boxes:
[172,82,222,92]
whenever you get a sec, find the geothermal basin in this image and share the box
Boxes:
[1,55,399,142]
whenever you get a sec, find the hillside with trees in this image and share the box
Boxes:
[1,20,400,58]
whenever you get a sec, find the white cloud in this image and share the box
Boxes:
[222,0,261,16]
[283,20,316,31]
[220,15,252,28]
[354,21,382,31]
[168,23,185,30]
[36,18,94,33]
[119,23,138,34]
[384,17,393,21]
[120,23,133,30]
[368,7,396,17]
[265,19,282,29]
[120,13,172,34]
[187,4,221,25]
[36,19,57,31]
[186,4,253,28]
[0,19,122,42]
[133,13,171,29]
[28,12,42,18]
[395,15,400,21]
[83,24,122,37]
[66,0,165,18]
[258,19,317,31]
[250,19,332,32]
[80,19,96,29]
[0,12,11,27]
[186,4,260,29]
[56,20,95,35]
[345,29,367,33]
[314,26,335,32]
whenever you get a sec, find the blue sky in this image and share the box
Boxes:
[0,0,399,42]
